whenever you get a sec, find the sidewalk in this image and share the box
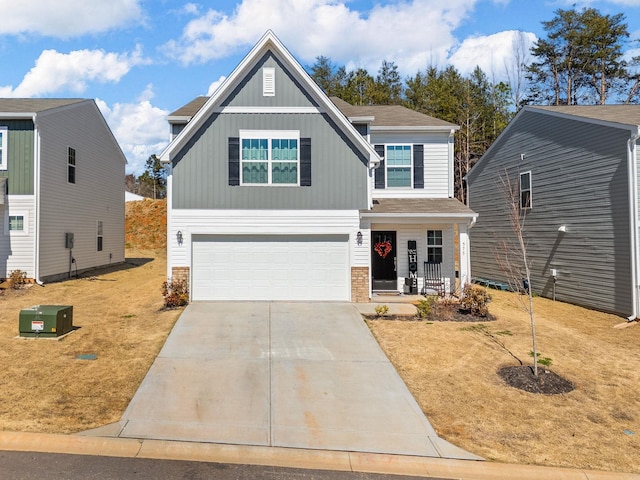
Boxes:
[0,431,637,480]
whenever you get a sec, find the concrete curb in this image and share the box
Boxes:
[0,431,637,480]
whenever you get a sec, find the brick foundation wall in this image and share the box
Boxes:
[351,266,370,303]
[171,266,190,287]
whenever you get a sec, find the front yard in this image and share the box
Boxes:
[368,290,640,473]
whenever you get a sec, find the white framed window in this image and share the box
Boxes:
[263,67,275,96]
[0,126,7,171]
[386,145,412,187]
[520,171,532,209]
[97,220,103,251]
[240,130,299,185]
[4,210,28,236]
[68,146,76,184]
[427,230,443,263]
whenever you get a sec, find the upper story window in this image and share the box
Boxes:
[68,147,76,184]
[263,67,275,96]
[520,171,532,209]
[386,145,412,187]
[0,126,7,171]
[240,131,299,185]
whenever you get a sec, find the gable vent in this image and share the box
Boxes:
[263,67,275,96]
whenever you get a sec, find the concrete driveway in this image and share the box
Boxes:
[89,302,478,459]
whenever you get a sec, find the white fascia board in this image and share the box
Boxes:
[361,212,478,223]
[371,125,460,133]
[167,116,192,123]
[349,116,375,124]
[0,113,35,119]
[214,106,321,114]
[160,30,381,168]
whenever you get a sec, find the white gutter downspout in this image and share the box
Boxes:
[627,128,640,321]
[33,114,44,286]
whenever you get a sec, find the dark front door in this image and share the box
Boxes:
[372,231,397,290]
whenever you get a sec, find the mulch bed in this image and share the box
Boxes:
[498,365,575,394]
[365,301,495,322]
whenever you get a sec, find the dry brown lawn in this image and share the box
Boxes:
[368,290,640,473]
[0,249,181,434]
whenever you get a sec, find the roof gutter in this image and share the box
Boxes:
[627,127,640,321]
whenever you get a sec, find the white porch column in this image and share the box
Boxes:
[458,222,471,287]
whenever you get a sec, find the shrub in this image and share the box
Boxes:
[161,277,189,308]
[416,295,438,319]
[460,284,492,317]
[374,304,389,317]
[8,270,27,289]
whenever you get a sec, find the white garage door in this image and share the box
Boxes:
[191,234,350,301]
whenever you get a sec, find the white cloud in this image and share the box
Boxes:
[163,0,476,75]
[0,0,144,38]
[448,30,537,81]
[97,90,169,175]
[207,76,226,96]
[0,47,147,97]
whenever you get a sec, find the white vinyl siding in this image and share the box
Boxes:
[0,196,35,277]
[371,132,450,198]
[36,101,125,280]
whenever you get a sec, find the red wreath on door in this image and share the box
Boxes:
[374,241,393,259]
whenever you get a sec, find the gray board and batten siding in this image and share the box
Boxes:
[0,119,34,195]
[171,52,370,211]
[467,108,633,316]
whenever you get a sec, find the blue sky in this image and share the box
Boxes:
[1,0,640,175]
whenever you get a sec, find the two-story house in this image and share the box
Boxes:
[161,31,477,302]
[0,99,126,283]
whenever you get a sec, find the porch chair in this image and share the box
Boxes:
[423,261,445,297]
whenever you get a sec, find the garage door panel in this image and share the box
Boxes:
[192,235,349,301]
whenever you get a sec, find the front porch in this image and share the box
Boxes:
[357,198,477,301]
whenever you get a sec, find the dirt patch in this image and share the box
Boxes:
[498,365,575,395]
[125,198,166,250]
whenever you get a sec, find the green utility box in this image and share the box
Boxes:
[19,305,73,338]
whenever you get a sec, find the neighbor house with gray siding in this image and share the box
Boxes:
[466,105,640,319]
[161,31,477,302]
[0,99,126,282]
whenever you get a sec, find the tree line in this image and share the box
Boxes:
[308,7,639,201]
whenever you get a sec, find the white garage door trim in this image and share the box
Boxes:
[191,234,350,301]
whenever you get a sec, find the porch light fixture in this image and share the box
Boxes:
[558,225,567,233]
[176,230,183,246]
[356,231,363,245]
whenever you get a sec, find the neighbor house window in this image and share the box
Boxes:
[263,67,275,96]
[520,171,532,209]
[240,131,299,185]
[386,145,412,187]
[427,230,443,263]
[68,147,76,184]
[0,126,7,170]
[4,211,28,235]
[97,221,103,251]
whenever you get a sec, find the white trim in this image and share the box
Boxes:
[213,106,322,114]
[239,130,300,186]
[0,126,7,170]
[371,126,460,133]
[4,209,29,236]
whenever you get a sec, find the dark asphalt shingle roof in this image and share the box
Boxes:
[330,97,458,129]
[363,198,476,216]
[529,105,640,127]
[168,96,209,119]
[0,98,85,113]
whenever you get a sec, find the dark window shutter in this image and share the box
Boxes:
[228,137,239,186]
[300,137,311,186]
[374,144,385,189]
[413,144,424,189]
